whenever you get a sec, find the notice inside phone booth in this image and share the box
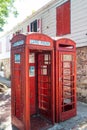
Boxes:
[11,33,55,130]
[55,38,76,122]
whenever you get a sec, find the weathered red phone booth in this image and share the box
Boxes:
[55,38,76,122]
[11,33,55,130]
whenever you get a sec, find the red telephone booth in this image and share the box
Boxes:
[55,38,76,122]
[11,33,55,130]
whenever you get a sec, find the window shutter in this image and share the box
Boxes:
[27,25,30,32]
[37,18,42,33]
[56,1,70,36]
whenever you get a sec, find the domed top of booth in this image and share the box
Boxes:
[10,34,26,46]
[55,38,76,51]
[11,33,54,50]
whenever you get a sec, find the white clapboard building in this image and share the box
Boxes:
[0,0,87,102]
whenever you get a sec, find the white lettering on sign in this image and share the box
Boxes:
[30,39,50,46]
[13,40,24,47]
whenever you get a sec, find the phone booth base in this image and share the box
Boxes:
[11,33,55,130]
[31,115,52,130]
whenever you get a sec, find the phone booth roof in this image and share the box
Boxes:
[55,38,76,51]
[11,33,54,50]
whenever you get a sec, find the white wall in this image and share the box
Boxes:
[12,0,87,48]
[71,0,87,47]
[12,0,68,37]
[0,0,87,61]
[0,32,12,60]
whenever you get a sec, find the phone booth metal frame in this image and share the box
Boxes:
[55,38,76,122]
[11,33,55,130]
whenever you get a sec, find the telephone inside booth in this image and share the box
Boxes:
[11,33,55,130]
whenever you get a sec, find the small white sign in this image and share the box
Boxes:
[13,40,24,47]
[15,54,20,63]
[29,53,35,63]
[30,39,50,46]
[29,66,35,77]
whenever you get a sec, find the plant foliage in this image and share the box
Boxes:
[0,0,18,31]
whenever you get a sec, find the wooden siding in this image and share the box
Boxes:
[0,0,87,48]
[71,0,87,47]
[12,0,68,37]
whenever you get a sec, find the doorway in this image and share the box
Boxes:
[29,51,53,130]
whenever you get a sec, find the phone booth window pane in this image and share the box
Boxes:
[41,65,47,75]
[15,54,20,63]
[29,53,35,63]
[44,54,50,64]
[63,55,72,61]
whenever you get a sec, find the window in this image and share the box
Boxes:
[56,1,70,36]
[30,20,37,32]
[30,19,42,32]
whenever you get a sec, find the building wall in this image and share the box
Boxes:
[77,47,87,103]
[12,0,87,46]
[0,0,87,101]
[0,58,10,79]
[12,0,68,37]
[0,32,12,79]
[71,0,87,47]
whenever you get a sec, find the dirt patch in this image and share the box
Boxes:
[0,88,11,130]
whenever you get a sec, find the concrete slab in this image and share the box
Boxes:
[49,101,87,130]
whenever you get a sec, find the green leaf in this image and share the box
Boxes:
[0,0,18,31]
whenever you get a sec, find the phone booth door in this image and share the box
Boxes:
[59,51,76,121]
[30,51,55,130]
[38,52,52,121]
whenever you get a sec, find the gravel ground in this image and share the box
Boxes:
[0,88,87,130]
[0,89,11,130]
